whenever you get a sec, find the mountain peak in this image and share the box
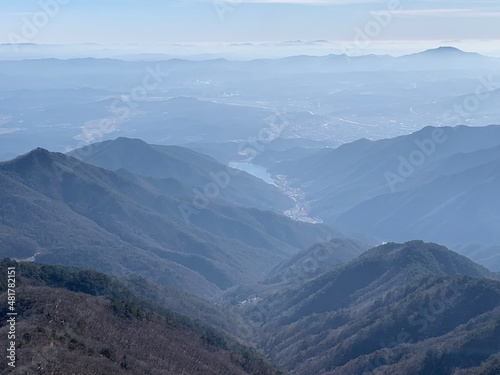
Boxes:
[114,137,148,145]
[362,240,491,278]
[27,147,52,158]
[84,137,153,158]
[418,46,479,57]
[432,46,464,53]
[399,46,484,61]
[0,147,56,170]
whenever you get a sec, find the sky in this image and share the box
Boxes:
[1,0,500,57]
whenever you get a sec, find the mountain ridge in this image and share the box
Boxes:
[236,241,500,374]
[270,125,500,268]
[69,136,293,213]
[0,146,337,298]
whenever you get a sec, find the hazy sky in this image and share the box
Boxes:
[1,0,500,56]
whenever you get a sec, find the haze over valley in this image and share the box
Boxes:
[1,1,500,373]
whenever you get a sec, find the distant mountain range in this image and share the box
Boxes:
[237,241,500,374]
[271,125,500,269]
[0,47,497,79]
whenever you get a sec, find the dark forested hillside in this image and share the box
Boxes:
[236,241,500,374]
[0,259,285,375]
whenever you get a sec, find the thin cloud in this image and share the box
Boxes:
[377,8,500,17]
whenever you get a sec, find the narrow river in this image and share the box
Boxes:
[228,161,323,224]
